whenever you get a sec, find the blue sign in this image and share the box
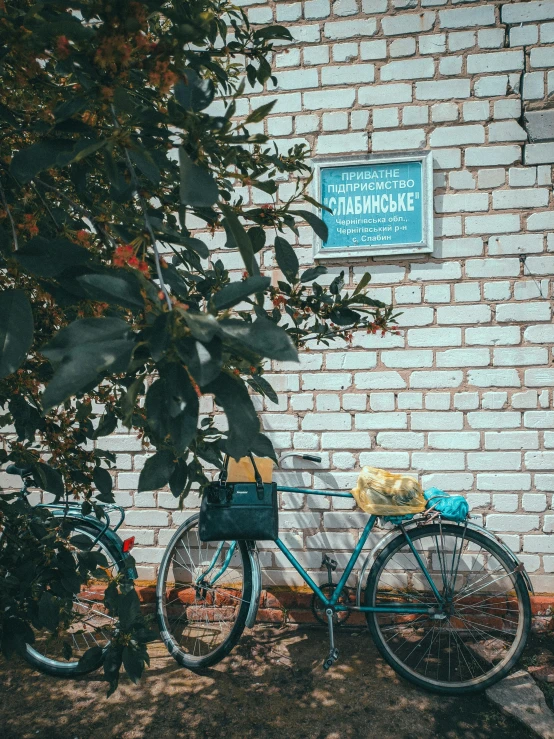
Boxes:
[313,154,433,259]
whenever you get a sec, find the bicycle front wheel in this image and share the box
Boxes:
[24,521,121,677]
[365,523,531,694]
[156,513,252,670]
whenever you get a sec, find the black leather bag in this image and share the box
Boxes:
[198,454,278,542]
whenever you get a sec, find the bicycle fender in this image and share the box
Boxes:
[245,541,262,629]
[355,518,534,607]
[47,509,138,580]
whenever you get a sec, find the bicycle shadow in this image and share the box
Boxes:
[0,627,535,739]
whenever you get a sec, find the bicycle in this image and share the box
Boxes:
[1,464,137,677]
[156,453,533,695]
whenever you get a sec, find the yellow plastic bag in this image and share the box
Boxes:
[226,456,274,484]
[351,466,426,516]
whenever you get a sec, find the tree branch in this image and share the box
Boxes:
[0,177,18,251]
[111,107,173,312]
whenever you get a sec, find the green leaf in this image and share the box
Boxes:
[247,375,278,405]
[253,25,292,41]
[353,272,371,295]
[205,373,260,459]
[220,205,257,276]
[93,466,113,499]
[70,139,108,163]
[122,645,144,684]
[121,375,144,427]
[76,270,144,310]
[274,236,299,283]
[14,237,90,278]
[245,100,276,124]
[300,266,327,283]
[179,149,218,207]
[54,97,88,122]
[290,210,329,242]
[38,592,60,632]
[248,226,266,254]
[93,410,118,439]
[174,70,215,112]
[34,462,65,497]
[169,459,187,498]
[182,312,221,342]
[0,289,34,379]
[212,276,270,311]
[330,271,345,296]
[176,337,222,387]
[138,450,176,492]
[10,140,75,182]
[41,318,134,412]
[329,307,361,326]
[129,148,160,186]
[249,433,277,464]
[145,365,199,454]
[78,646,103,672]
[220,317,298,362]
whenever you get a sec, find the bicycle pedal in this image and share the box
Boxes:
[322,647,340,670]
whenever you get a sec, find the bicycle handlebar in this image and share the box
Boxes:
[277,452,322,466]
[6,464,34,478]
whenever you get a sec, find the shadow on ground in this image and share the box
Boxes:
[0,626,535,739]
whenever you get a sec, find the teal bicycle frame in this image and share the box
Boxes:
[198,486,440,616]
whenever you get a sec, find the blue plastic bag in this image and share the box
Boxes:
[424,487,469,522]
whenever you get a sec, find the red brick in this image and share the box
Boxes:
[256,608,284,624]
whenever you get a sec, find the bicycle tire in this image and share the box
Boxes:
[365,523,531,695]
[156,513,252,670]
[23,520,122,677]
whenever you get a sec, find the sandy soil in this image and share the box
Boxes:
[0,626,535,739]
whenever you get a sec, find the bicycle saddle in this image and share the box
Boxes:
[6,464,34,478]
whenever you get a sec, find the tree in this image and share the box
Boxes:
[0,0,396,690]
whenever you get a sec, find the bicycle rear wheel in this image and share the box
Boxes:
[23,521,121,677]
[365,522,531,694]
[156,513,252,670]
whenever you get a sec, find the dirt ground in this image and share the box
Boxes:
[0,626,536,739]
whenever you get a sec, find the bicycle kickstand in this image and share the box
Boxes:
[323,608,340,670]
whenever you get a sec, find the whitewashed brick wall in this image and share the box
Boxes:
[9,0,554,592]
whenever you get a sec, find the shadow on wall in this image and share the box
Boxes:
[0,628,535,739]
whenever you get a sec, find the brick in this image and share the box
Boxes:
[321,432,372,449]
[489,121,528,143]
[467,411,521,429]
[372,128,426,151]
[398,392,423,410]
[369,393,395,412]
[526,369,554,388]
[527,211,554,230]
[530,47,554,68]
[125,510,169,527]
[493,188,549,210]
[425,392,450,410]
[428,432,480,450]
[436,238,484,258]
[302,413,350,431]
[467,50,525,74]
[354,371,406,390]
[411,412,464,430]
[275,69,318,91]
[485,432,539,450]
[430,124,485,147]
[419,34,446,55]
[489,233,543,256]
[509,167,537,188]
[437,304,491,324]
[526,451,554,470]
[373,107,400,128]
[440,56,463,76]
[497,302,551,323]
[390,38,416,58]
[466,258,520,278]
[465,146,521,167]
[454,392,480,410]
[478,28,505,49]
[525,412,554,429]
[413,452,466,471]
[454,282,481,301]
[468,452,521,470]
[359,39,388,60]
[494,348,547,367]
[525,325,554,345]
[435,193,488,213]
[303,88,355,110]
[382,350,433,368]
[316,132,368,154]
[410,370,463,389]
[449,170,476,189]
[525,110,554,142]
[303,45,330,65]
[304,0,330,19]
[408,328,462,347]
[359,451,410,468]
[342,394,367,411]
[376,431,425,449]
[474,75,509,98]
[477,473,531,491]
[437,349,490,367]
[439,6,495,29]
[487,515,539,532]
[465,326,521,345]
[324,19,377,39]
[382,11,435,36]
[326,352,376,370]
[525,143,554,165]
[503,1,554,23]
[381,58,435,81]
[409,262,462,281]
[321,64,375,86]
[524,536,554,553]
